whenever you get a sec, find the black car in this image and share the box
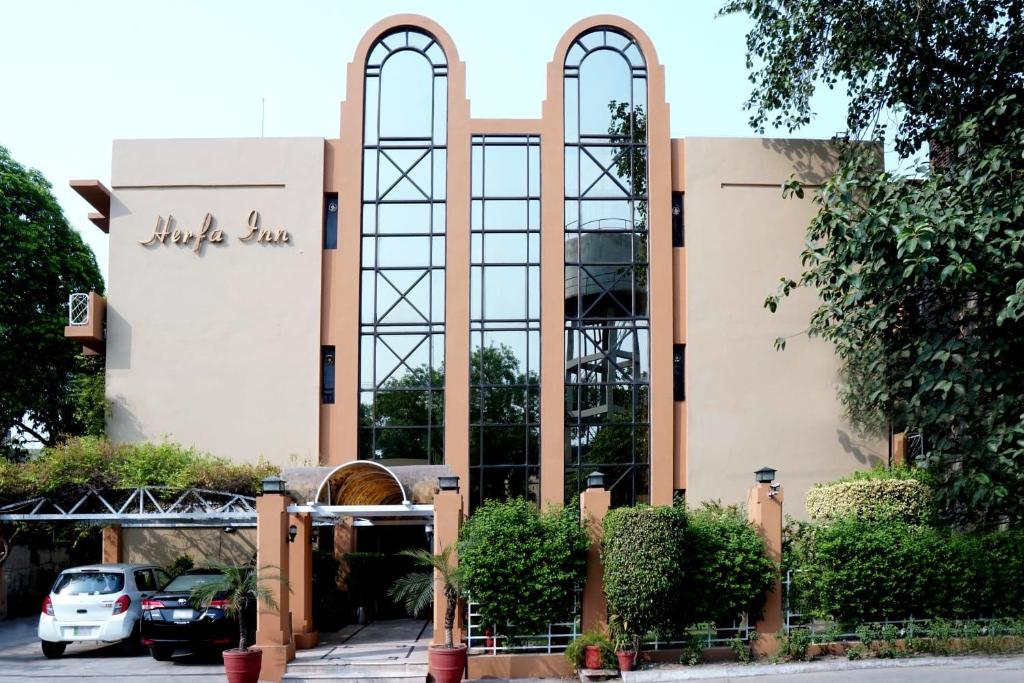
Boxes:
[140,568,238,660]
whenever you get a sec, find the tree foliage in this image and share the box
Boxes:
[0,145,104,456]
[457,498,588,636]
[602,505,688,640]
[721,0,1024,525]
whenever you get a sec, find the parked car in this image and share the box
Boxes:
[140,567,242,660]
[38,563,171,659]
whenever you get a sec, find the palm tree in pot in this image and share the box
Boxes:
[191,561,287,683]
[390,546,466,683]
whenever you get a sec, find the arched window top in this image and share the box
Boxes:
[564,27,646,71]
[367,27,447,71]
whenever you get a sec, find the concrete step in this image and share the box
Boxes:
[288,660,427,672]
[282,662,428,683]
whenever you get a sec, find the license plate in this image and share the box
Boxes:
[172,609,193,620]
[72,626,84,636]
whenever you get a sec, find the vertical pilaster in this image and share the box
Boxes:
[256,491,295,681]
[289,513,318,649]
[432,488,464,647]
[747,480,784,656]
[579,485,611,632]
[101,525,122,564]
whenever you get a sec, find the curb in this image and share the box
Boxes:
[620,654,1024,680]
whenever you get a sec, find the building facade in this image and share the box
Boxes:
[68,14,887,517]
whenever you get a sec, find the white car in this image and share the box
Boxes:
[38,563,171,658]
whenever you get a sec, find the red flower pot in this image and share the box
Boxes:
[584,644,602,669]
[223,648,262,683]
[616,650,635,672]
[429,644,467,683]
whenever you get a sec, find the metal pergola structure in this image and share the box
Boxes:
[0,487,259,528]
[0,488,435,529]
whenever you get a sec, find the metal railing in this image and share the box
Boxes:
[645,618,754,649]
[68,293,89,326]
[783,569,1006,641]
[466,592,580,654]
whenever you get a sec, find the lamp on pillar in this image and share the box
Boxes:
[754,467,776,484]
[586,471,605,490]
[438,475,459,492]
[287,524,298,543]
[261,476,286,495]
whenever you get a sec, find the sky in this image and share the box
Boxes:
[0,0,853,283]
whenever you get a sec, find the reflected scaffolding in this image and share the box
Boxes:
[563,28,650,507]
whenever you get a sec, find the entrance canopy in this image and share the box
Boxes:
[281,462,449,526]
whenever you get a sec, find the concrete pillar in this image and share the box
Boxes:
[256,490,295,682]
[101,525,122,564]
[747,480,784,656]
[334,516,355,587]
[580,486,611,633]
[289,513,318,649]
[892,431,907,466]
[432,488,464,647]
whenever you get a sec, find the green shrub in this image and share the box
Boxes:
[564,632,615,671]
[806,466,934,524]
[458,499,588,636]
[683,503,776,625]
[602,505,688,640]
[775,627,813,661]
[166,554,194,578]
[0,437,280,500]
[791,518,1024,623]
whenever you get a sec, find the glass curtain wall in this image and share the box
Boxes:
[359,29,448,463]
[469,135,541,509]
[563,29,651,506]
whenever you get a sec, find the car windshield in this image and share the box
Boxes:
[53,571,125,596]
[162,572,226,593]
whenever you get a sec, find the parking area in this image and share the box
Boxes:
[0,616,226,682]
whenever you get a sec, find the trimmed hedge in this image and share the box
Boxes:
[602,505,688,639]
[0,436,279,499]
[683,503,776,625]
[805,466,934,524]
[790,517,1024,623]
[458,498,588,636]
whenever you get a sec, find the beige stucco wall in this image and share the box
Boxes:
[683,137,887,519]
[123,527,257,568]
[105,138,324,467]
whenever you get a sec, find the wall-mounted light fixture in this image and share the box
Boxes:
[310,526,320,544]
[287,524,298,543]
[424,524,434,547]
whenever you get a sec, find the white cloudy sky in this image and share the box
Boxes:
[1,0,854,283]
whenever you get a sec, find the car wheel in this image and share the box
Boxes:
[120,623,142,655]
[41,641,67,659]
[150,644,175,661]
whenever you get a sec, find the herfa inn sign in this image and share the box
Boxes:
[139,211,290,254]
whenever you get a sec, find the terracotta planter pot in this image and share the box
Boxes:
[429,644,467,683]
[616,650,635,672]
[223,648,262,683]
[583,644,602,669]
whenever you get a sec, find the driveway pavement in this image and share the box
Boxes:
[0,616,225,682]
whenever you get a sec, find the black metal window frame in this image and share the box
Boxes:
[469,134,542,510]
[563,28,651,507]
[324,193,339,250]
[358,28,448,464]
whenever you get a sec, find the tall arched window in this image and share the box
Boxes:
[563,28,650,506]
[359,29,448,464]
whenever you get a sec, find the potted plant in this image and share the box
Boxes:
[609,615,638,672]
[190,562,287,683]
[390,546,466,683]
[564,632,614,671]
